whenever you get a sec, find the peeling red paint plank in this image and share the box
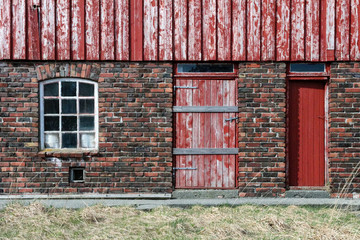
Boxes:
[188,0,202,61]
[144,0,158,61]
[262,0,276,61]
[336,0,350,60]
[159,0,173,60]
[0,0,11,59]
[12,0,26,59]
[276,0,290,61]
[320,0,335,61]
[217,0,231,61]
[41,0,56,60]
[232,0,246,61]
[202,0,217,60]
[130,0,143,61]
[115,0,130,60]
[86,0,100,60]
[71,0,86,60]
[305,0,320,61]
[57,0,70,60]
[100,0,115,60]
[27,0,41,60]
[350,0,360,60]
[291,0,305,61]
[247,0,261,61]
[174,0,187,60]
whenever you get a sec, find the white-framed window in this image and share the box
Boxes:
[40,78,98,150]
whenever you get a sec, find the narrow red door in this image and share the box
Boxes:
[288,81,326,186]
[174,79,238,189]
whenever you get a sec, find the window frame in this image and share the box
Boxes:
[39,78,99,151]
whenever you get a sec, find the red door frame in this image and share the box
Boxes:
[173,64,239,189]
[286,64,330,189]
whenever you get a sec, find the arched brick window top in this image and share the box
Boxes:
[40,78,98,150]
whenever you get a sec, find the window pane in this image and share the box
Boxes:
[62,133,77,148]
[80,116,94,130]
[79,83,94,96]
[44,116,59,131]
[62,116,77,131]
[178,64,234,73]
[44,83,59,96]
[44,99,59,114]
[80,99,94,113]
[62,99,77,114]
[80,133,95,148]
[44,133,59,148]
[290,63,325,72]
[61,82,77,96]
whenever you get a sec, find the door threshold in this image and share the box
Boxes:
[172,189,239,199]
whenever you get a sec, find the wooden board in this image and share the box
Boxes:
[57,0,70,60]
[115,0,130,61]
[0,0,11,59]
[247,0,261,61]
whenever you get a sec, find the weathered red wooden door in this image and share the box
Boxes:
[174,79,238,189]
[288,81,326,186]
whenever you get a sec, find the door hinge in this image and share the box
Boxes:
[173,167,197,170]
[225,117,239,122]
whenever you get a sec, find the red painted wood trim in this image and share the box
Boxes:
[0,0,11,60]
[115,0,130,60]
[276,0,291,61]
[57,0,71,60]
[291,0,305,61]
[262,0,276,61]
[159,0,173,60]
[247,0,261,61]
[130,0,143,61]
[350,0,360,60]
[85,0,100,60]
[232,0,246,61]
[12,0,26,59]
[41,0,56,60]
[188,0,202,61]
[71,0,86,60]
[335,0,350,60]
[320,0,335,61]
[305,0,320,61]
[144,0,158,60]
[202,0,217,60]
[217,0,231,61]
[174,0,187,60]
[27,0,40,60]
[100,0,115,60]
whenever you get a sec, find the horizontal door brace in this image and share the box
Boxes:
[173,167,197,170]
[173,148,239,155]
[173,106,238,113]
[174,86,198,89]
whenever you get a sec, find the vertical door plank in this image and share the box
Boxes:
[320,0,335,61]
[130,0,143,60]
[174,0,187,60]
[100,0,115,60]
[115,0,130,60]
[262,0,276,61]
[0,0,11,59]
[210,81,218,187]
[27,0,40,60]
[351,0,360,60]
[215,80,223,187]
[41,0,56,60]
[198,80,205,187]
[159,0,173,60]
[176,79,186,187]
[188,0,202,61]
[276,0,290,61]
[184,80,193,187]
[202,0,217,60]
[217,0,231,61]
[247,0,261,61]
[204,81,211,187]
[232,0,246,61]
[336,0,350,60]
[291,0,305,61]
[228,80,236,187]
[86,0,100,60]
[144,0,158,60]
[57,0,70,60]
[192,80,200,187]
[223,80,230,187]
[305,0,320,61]
[12,0,26,59]
[71,0,86,60]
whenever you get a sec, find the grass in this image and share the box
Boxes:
[0,203,359,239]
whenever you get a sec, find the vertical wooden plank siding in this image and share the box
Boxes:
[291,0,305,61]
[247,0,261,61]
[336,0,350,60]
[174,0,187,60]
[202,0,217,60]
[57,0,70,60]
[115,0,130,60]
[144,0,158,60]
[351,0,360,60]
[130,0,143,61]
[100,0,115,60]
[85,0,100,60]
[217,0,231,61]
[188,0,202,61]
[262,0,276,61]
[305,0,320,61]
[0,0,11,59]
[71,0,86,60]
[159,0,173,60]
[27,0,40,60]
[276,0,290,61]
[320,0,335,61]
[41,0,56,60]
[12,0,26,59]
[232,0,246,60]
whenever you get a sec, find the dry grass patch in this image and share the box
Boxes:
[0,202,359,239]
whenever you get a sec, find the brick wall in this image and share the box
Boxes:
[237,63,287,197]
[329,62,360,198]
[0,62,173,194]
